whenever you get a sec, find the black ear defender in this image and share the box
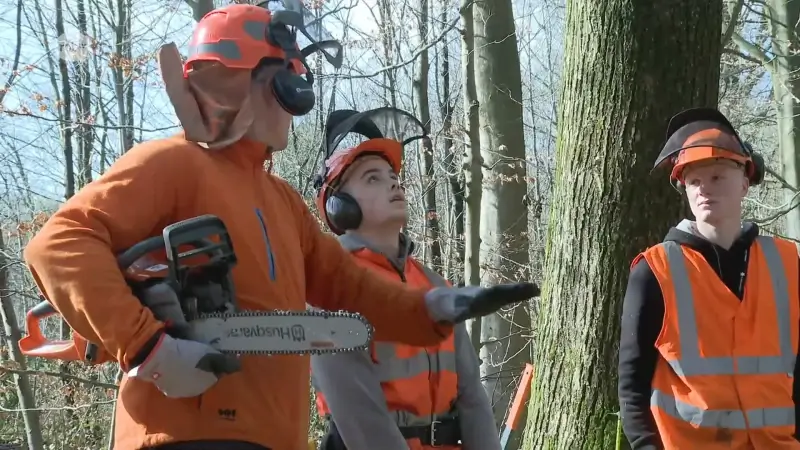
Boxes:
[313,107,425,234]
[265,19,316,116]
[312,164,364,234]
[742,141,765,186]
[325,191,363,232]
[322,151,397,233]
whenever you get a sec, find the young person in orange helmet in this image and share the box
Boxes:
[21,4,538,450]
[618,107,800,449]
[310,107,507,450]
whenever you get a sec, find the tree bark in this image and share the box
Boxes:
[472,0,530,447]
[523,1,722,448]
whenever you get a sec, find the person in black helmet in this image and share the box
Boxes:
[617,107,800,449]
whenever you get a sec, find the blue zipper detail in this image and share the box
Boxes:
[255,208,277,281]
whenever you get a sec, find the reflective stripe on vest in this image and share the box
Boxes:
[376,259,459,427]
[653,237,796,429]
[372,341,458,383]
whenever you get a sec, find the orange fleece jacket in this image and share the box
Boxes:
[23,136,451,450]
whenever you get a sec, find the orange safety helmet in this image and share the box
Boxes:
[185,4,305,75]
[653,107,764,186]
[313,107,427,234]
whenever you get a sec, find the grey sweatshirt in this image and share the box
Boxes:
[310,233,501,450]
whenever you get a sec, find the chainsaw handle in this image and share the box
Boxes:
[18,237,167,363]
[20,216,229,363]
[30,299,57,318]
[18,299,86,361]
[116,235,166,269]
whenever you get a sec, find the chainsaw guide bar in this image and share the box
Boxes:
[188,309,374,356]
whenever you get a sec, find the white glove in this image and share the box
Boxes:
[127,333,240,398]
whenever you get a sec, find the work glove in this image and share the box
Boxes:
[424,283,540,323]
[138,283,190,330]
[130,283,240,397]
[127,333,241,398]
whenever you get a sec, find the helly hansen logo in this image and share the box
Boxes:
[218,408,236,421]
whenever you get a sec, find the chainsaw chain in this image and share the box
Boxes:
[196,309,375,356]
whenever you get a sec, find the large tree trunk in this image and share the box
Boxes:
[473,0,530,447]
[523,1,722,448]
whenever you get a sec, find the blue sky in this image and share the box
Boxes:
[0,0,563,208]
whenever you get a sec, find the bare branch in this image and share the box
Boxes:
[721,0,745,46]
[0,364,119,391]
[327,14,460,80]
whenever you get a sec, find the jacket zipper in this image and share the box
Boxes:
[255,207,276,281]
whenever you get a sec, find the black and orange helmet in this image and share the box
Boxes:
[653,107,762,184]
[313,107,426,234]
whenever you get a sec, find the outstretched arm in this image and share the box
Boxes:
[23,138,198,370]
[311,351,409,450]
[453,323,501,450]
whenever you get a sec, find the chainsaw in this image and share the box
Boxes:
[18,215,374,364]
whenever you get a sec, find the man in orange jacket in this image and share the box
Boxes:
[22,4,537,450]
[309,107,506,450]
[618,107,800,449]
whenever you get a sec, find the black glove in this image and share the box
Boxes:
[424,282,540,323]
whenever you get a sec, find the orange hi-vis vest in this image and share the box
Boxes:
[634,236,800,449]
[315,248,460,450]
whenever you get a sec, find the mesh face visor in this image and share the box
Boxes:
[258,0,344,69]
[314,107,427,193]
[324,107,427,158]
[652,120,752,182]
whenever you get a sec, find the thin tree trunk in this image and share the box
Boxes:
[460,0,483,351]
[77,0,94,187]
[112,0,133,154]
[0,231,45,450]
[441,0,464,284]
[414,0,441,269]
[55,0,76,209]
[53,4,78,421]
[524,1,722,448]
[472,1,530,447]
